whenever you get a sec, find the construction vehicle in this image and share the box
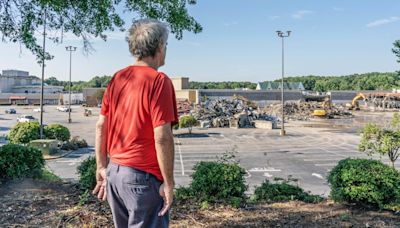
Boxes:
[347,92,400,111]
[84,108,92,117]
[346,93,367,110]
[312,96,332,118]
[303,94,332,118]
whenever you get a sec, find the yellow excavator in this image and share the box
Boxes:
[346,93,367,110]
[312,96,332,118]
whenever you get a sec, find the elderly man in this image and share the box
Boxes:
[92,19,178,228]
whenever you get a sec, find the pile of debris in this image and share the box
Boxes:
[177,99,192,116]
[263,101,352,121]
[192,96,274,128]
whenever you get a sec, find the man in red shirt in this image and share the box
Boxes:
[92,19,178,228]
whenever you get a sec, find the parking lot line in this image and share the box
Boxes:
[176,138,185,176]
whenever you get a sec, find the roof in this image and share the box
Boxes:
[256,81,305,91]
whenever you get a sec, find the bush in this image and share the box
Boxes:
[189,161,247,205]
[179,115,198,134]
[328,158,400,208]
[44,124,70,141]
[253,178,323,203]
[77,156,97,191]
[71,136,88,148]
[61,141,78,151]
[8,122,40,144]
[0,144,44,179]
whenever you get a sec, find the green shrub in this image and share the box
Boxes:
[189,161,247,205]
[328,158,400,208]
[0,144,44,179]
[71,136,88,148]
[8,122,40,144]
[179,115,198,134]
[44,124,70,141]
[77,156,97,191]
[253,178,323,203]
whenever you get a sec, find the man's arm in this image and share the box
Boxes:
[154,123,175,216]
[92,114,108,201]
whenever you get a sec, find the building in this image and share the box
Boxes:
[82,88,105,106]
[256,81,305,91]
[0,93,62,105]
[171,77,197,103]
[0,69,63,94]
[0,69,64,105]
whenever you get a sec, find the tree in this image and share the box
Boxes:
[359,113,400,168]
[393,40,400,63]
[179,115,197,134]
[0,0,202,62]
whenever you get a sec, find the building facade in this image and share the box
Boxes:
[0,70,63,94]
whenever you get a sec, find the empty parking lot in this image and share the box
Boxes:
[0,105,397,195]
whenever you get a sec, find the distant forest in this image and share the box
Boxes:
[280,72,400,92]
[45,72,400,92]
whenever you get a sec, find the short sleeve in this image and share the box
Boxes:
[150,74,179,128]
[100,86,110,116]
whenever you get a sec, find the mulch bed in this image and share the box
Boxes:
[0,179,399,227]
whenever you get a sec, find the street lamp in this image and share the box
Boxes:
[65,46,77,123]
[39,8,47,139]
[276,30,291,136]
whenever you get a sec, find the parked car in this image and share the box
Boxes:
[5,108,16,114]
[33,108,44,112]
[17,115,38,123]
[56,106,71,112]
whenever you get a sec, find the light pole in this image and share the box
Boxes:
[276,30,291,136]
[39,8,47,139]
[65,46,77,123]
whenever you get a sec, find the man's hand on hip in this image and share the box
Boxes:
[158,183,174,216]
[92,167,107,201]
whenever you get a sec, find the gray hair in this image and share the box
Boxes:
[126,19,169,59]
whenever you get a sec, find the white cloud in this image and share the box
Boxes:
[269,16,280,20]
[333,7,344,12]
[366,16,400,28]
[292,10,313,19]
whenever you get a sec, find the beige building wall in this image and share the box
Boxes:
[175,90,197,103]
[171,77,189,90]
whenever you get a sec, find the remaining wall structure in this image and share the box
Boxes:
[196,89,304,107]
[0,93,61,105]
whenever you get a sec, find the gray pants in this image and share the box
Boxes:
[106,162,169,228]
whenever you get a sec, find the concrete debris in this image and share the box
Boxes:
[193,96,275,128]
[263,101,352,121]
[177,99,192,116]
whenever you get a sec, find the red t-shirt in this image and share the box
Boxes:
[100,65,178,182]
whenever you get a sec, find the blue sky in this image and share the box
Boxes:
[1,0,400,82]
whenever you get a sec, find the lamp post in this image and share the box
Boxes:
[39,8,47,139]
[276,30,291,136]
[65,46,77,123]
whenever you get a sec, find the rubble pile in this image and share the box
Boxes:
[192,96,272,128]
[177,99,192,116]
[263,101,352,121]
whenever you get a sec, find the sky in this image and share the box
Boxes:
[1,0,400,82]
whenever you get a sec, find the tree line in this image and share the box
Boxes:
[46,71,400,92]
[280,72,400,92]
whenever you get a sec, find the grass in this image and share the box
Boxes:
[39,168,62,182]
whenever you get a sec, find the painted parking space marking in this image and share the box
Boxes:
[176,138,185,176]
[249,167,281,172]
[312,173,324,179]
